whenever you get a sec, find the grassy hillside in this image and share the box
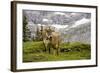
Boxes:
[23,41,91,62]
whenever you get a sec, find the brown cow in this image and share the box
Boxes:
[42,26,61,55]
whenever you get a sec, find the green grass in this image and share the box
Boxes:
[23,41,91,62]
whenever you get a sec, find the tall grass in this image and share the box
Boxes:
[23,41,91,62]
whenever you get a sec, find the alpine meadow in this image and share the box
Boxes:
[23,10,91,62]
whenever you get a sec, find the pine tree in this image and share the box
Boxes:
[23,15,31,42]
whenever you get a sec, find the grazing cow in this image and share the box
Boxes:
[42,26,61,55]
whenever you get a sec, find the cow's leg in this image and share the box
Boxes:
[49,47,53,54]
[53,49,56,55]
[55,44,60,55]
[48,43,52,54]
[52,48,58,55]
[43,40,46,52]
[48,47,50,54]
[45,43,48,53]
[57,48,60,55]
[48,44,51,54]
[46,45,49,54]
[43,39,49,53]
[45,44,48,53]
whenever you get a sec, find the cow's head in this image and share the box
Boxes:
[44,27,54,40]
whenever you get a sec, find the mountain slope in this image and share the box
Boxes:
[61,21,91,44]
